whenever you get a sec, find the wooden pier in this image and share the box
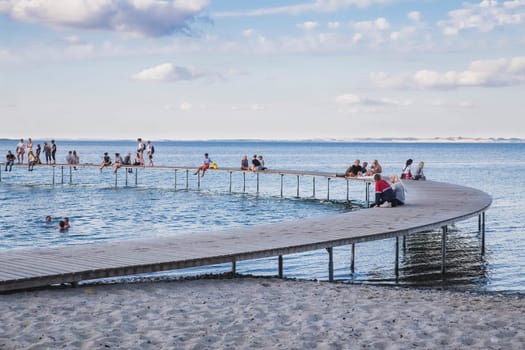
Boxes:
[0,165,491,292]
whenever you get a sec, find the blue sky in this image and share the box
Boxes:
[1,0,524,140]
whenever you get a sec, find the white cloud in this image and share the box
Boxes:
[0,0,209,37]
[438,0,525,36]
[242,29,255,37]
[328,21,341,29]
[336,93,411,106]
[370,56,525,89]
[407,11,421,21]
[297,21,319,30]
[352,17,391,31]
[213,0,390,17]
[179,102,193,111]
[132,63,203,82]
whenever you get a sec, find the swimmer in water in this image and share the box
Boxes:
[45,215,52,223]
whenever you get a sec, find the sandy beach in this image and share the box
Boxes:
[1,277,524,349]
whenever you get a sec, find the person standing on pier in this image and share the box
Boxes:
[51,140,57,164]
[146,140,155,166]
[43,142,51,164]
[137,138,146,166]
[35,144,42,164]
[16,138,25,164]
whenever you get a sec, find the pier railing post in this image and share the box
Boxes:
[174,169,177,190]
[229,171,232,193]
[346,179,349,202]
[326,247,334,282]
[243,172,246,193]
[186,170,189,190]
[61,166,64,184]
[52,166,55,185]
[114,171,118,188]
[125,168,128,186]
[327,178,331,201]
[312,177,316,198]
[256,172,259,194]
[69,167,72,184]
[232,259,236,276]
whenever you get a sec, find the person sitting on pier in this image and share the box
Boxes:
[258,155,267,171]
[27,150,37,171]
[240,155,249,170]
[5,150,15,172]
[123,152,133,173]
[372,174,397,208]
[249,154,261,171]
[345,159,363,177]
[133,152,141,166]
[401,159,413,180]
[194,153,211,177]
[414,161,426,180]
[389,175,405,206]
[66,151,74,165]
[99,152,112,172]
[72,151,79,170]
[113,153,123,173]
[366,159,382,176]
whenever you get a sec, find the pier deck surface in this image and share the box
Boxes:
[0,175,491,292]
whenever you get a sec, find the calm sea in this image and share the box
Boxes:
[1,140,524,293]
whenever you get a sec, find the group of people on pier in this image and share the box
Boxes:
[4,138,59,171]
[99,138,155,173]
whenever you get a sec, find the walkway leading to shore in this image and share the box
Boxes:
[0,173,491,292]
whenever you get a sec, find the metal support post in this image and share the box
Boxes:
[186,170,189,190]
[61,166,64,184]
[229,172,232,193]
[395,237,400,278]
[441,226,447,275]
[243,172,246,193]
[478,214,482,233]
[232,259,236,276]
[280,174,284,198]
[115,171,118,187]
[197,171,201,190]
[278,255,283,278]
[174,169,177,190]
[312,177,316,197]
[327,247,334,282]
[296,175,300,198]
[346,179,349,202]
[351,243,355,274]
[327,178,331,201]
[69,167,72,184]
[481,212,486,255]
[52,166,55,185]
[135,169,138,186]
[256,172,259,194]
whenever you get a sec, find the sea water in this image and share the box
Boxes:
[0,140,524,293]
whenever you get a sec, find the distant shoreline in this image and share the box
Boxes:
[1,137,524,143]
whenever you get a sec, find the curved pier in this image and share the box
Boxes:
[0,170,491,292]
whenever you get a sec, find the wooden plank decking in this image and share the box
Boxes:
[0,175,491,292]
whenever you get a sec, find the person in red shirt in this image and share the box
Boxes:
[373,173,397,208]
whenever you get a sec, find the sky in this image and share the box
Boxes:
[1,0,524,140]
